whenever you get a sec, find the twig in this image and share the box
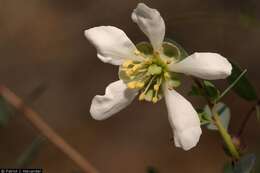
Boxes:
[0,86,99,173]
[237,100,260,137]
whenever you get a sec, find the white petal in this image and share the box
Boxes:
[163,84,202,150]
[90,80,138,120]
[132,3,165,51]
[84,26,142,65]
[168,52,232,80]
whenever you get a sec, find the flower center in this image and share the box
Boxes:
[119,41,183,103]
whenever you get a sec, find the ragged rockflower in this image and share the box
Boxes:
[84,3,232,150]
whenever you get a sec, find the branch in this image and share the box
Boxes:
[237,100,260,137]
[0,86,99,173]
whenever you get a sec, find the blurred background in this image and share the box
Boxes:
[0,0,259,172]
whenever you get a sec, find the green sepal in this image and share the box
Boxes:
[162,42,180,58]
[136,42,153,55]
[227,62,258,101]
[164,38,189,60]
[203,80,220,103]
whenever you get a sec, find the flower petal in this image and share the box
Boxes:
[168,52,232,80]
[90,80,138,120]
[163,84,202,150]
[84,26,142,65]
[131,3,165,51]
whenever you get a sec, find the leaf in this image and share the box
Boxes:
[197,108,212,125]
[234,154,256,173]
[0,96,11,127]
[203,80,220,102]
[136,42,153,55]
[204,102,231,130]
[223,163,234,173]
[227,62,258,101]
[188,85,201,96]
[217,69,247,102]
[16,136,45,167]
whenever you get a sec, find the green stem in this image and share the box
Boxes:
[212,111,240,159]
[192,78,240,159]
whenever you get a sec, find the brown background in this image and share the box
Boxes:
[0,0,259,172]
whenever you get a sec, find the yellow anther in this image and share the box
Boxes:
[144,59,153,65]
[127,81,144,89]
[135,82,145,88]
[127,81,137,89]
[125,69,134,76]
[134,49,141,55]
[166,59,172,64]
[152,97,158,103]
[164,72,170,79]
[122,60,133,68]
[132,64,142,71]
[139,93,145,100]
[154,84,160,91]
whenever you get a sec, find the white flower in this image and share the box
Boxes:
[84,3,232,150]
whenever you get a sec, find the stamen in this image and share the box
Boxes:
[164,72,170,79]
[139,75,156,101]
[127,81,145,89]
[119,43,182,104]
[122,60,133,68]
[152,76,162,103]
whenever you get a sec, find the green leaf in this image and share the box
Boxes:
[196,108,212,125]
[234,154,256,173]
[223,163,234,173]
[203,80,220,102]
[188,85,201,96]
[204,103,231,130]
[136,42,153,55]
[16,136,45,167]
[217,69,247,102]
[227,62,258,101]
[0,96,11,127]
